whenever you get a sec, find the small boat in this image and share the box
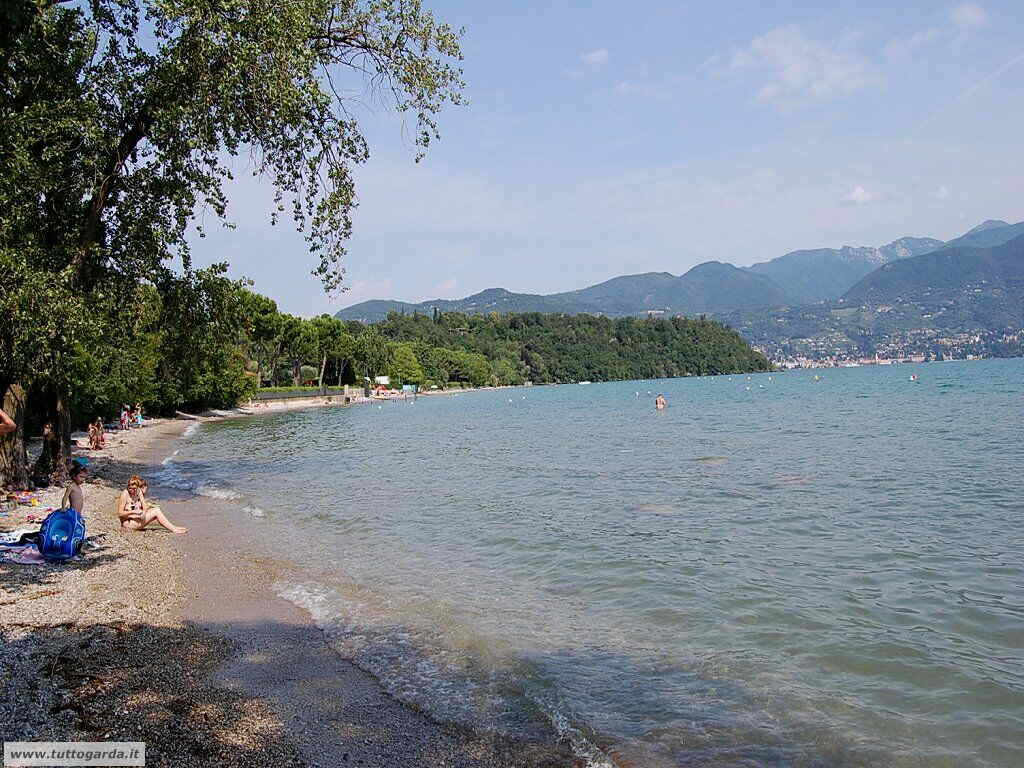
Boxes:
[579,381,592,385]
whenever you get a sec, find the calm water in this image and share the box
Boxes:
[158,360,1024,767]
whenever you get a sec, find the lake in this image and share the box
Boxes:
[158,359,1024,767]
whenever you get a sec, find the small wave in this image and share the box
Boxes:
[275,580,617,766]
[150,459,195,491]
[195,484,242,501]
[275,580,530,729]
[183,422,200,438]
[244,504,266,519]
[694,456,728,465]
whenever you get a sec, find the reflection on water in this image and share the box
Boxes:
[164,360,1024,767]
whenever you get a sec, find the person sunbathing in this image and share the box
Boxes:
[117,475,188,534]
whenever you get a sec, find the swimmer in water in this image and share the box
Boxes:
[655,394,667,410]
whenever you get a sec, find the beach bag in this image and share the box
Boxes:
[37,507,86,561]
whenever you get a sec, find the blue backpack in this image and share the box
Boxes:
[38,507,86,561]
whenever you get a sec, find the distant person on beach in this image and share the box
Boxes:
[88,418,106,450]
[134,403,144,426]
[655,394,667,410]
[120,405,130,431]
[62,461,87,512]
[0,407,15,435]
[117,475,188,534]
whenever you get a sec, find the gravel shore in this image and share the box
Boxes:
[1,418,580,768]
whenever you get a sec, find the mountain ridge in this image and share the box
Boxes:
[336,220,1024,322]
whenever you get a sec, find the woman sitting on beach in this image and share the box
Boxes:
[117,475,188,534]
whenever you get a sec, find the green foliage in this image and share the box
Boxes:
[389,343,425,385]
[367,310,770,382]
[353,326,392,380]
[1,0,464,484]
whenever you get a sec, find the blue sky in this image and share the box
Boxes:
[192,0,1024,315]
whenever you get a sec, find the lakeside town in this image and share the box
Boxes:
[755,328,1023,369]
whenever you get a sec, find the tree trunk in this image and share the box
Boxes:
[0,383,30,489]
[337,358,346,387]
[292,361,301,387]
[318,354,327,392]
[31,388,73,487]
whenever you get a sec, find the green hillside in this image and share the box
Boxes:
[843,234,1024,327]
[718,235,1024,359]
[375,311,771,382]
[944,220,1024,249]
[337,262,793,322]
[335,220,1024,328]
[746,237,943,303]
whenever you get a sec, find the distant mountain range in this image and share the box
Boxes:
[844,232,1024,317]
[336,219,1024,323]
[718,232,1024,360]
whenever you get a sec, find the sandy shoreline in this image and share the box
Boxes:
[1,418,579,767]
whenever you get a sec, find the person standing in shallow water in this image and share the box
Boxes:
[655,394,667,410]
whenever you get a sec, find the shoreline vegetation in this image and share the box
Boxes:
[2,280,769,488]
[1,419,583,767]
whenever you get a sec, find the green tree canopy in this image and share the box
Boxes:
[0,0,465,484]
[388,343,425,385]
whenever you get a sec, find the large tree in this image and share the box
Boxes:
[0,0,464,484]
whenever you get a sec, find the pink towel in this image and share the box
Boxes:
[0,545,47,564]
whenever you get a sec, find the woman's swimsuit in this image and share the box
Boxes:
[122,493,144,526]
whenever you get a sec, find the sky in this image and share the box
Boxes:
[190,0,1024,316]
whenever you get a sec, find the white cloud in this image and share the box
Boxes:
[951,3,990,31]
[889,3,992,58]
[841,185,874,205]
[614,80,671,101]
[722,26,879,109]
[580,48,609,66]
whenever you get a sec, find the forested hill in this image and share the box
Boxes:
[842,233,1024,314]
[373,311,771,383]
[716,234,1024,362]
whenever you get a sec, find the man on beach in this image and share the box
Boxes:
[61,461,87,512]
